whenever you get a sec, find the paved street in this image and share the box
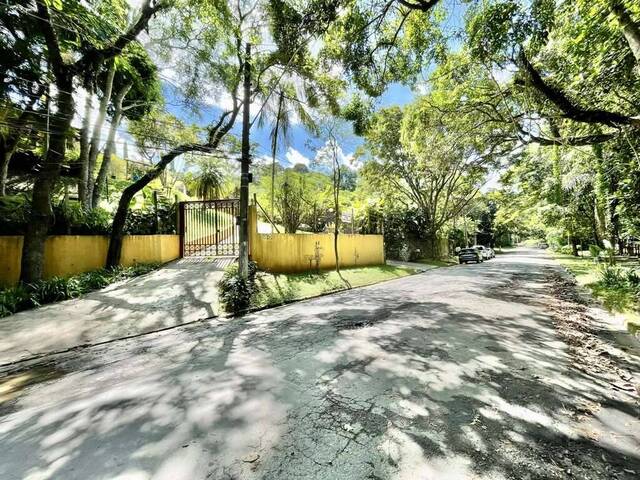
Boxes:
[0,249,639,479]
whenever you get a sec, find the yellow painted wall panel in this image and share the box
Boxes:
[0,235,180,286]
[120,235,180,266]
[251,232,385,273]
[43,236,109,278]
[0,236,24,286]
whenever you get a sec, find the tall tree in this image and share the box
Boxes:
[7,0,171,282]
[106,0,345,266]
[257,82,317,220]
[362,99,488,256]
[91,44,162,208]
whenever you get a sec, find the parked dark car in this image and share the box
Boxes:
[458,247,482,264]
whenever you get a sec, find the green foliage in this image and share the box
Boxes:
[341,94,373,136]
[52,202,112,235]
[0,263,159,317]
[0,197,113,235]
[597,264,640,299]
[361,95,487,245]
[218,261,258,314]
[0,195,31,235]
[124,199,177,234]
[276,175,307,233]
[589,244,602,259]
[625,268,640,288]
[192,158,227,200]
[556,245,575,255]
[320,0,445,95]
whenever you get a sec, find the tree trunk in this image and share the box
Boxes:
[78,88,93,206]
[611,1,640,64]
[592,198,603,248]
[85,61,116,209]
[106,147,188,267]
[20,75,74,282]
[571,236,579,257]
[271,153,276,223]
[0,145,17,197]
[92,83,131,208]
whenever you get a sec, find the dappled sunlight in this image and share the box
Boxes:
[0,259,229,364]
[1,250,639,479]
[0,321,289,480]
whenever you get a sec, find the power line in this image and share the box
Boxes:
[7,73,244,135]
[0,120,240,161]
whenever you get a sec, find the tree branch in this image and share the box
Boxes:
[396,0,440,13]
[73,0,172,73]
[611,0,640,64]
[518,129,616,146]
[518,49,640,128]
[35,0,65,77]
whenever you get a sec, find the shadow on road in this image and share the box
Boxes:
[0,249,638,479]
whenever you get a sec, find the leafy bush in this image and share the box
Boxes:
[0,194,177,236]
[0,195,30,234]
[624,268,640,288]
[588,244,602,259]
[0,285,31,317]
[0,263,159,317]
[556,244,574,255]
[51,203,112,235]
[218,261,258,314]
[599,265,626,289]
[124,200,177,234]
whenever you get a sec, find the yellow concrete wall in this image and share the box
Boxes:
[120,235,180,266]
[43,236,109,279]
[251,233,385,273]
[248,205,385,272]
[0,235,180,286]
[0,236,23,287]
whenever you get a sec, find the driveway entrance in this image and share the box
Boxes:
[179,199,240,257]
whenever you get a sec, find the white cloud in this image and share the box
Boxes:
[491,66,516,85]
[285,147,311,166]
[313,141,361,171]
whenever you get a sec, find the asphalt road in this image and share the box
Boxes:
[0,249,639,480]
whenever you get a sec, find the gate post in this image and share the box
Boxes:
[178,202,185,258]
[248,204,257,260]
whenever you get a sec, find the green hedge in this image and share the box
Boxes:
[0,263,159,318]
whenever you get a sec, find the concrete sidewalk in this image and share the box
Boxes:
[0,257,233,365]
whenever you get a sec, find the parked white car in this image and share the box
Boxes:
[472,245,492,260]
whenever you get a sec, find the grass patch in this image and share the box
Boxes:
[414,257,458,267]
[0,263,160,318]
[252,264,418,310]
[553,253,640,334]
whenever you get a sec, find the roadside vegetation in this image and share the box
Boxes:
[554,253,640,335]
[0,263,159,318]
[219,264,418,315]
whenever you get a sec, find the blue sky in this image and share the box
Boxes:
[161,0,468,170]
[163,80,417,170]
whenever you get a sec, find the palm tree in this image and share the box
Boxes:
[194,159,226,199]
[257,82,317,221]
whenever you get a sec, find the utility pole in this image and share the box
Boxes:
[238,43,251,278]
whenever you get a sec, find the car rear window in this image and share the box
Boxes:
[460,249,476,253]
